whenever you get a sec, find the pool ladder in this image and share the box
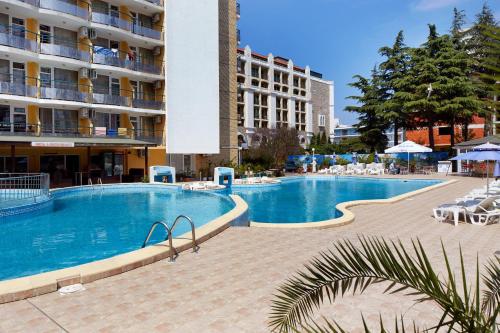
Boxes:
[142,215,199,262]
[88,177,103,190]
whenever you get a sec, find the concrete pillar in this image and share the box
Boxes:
[119,5,132,31]
[25,18,39,42]
[120,77,133,107]
[306,101,313,133]
[288,98,296,128]
[244,90,254,129]
[27,105,40,135]
[119,41,129,61]
[269,94,276,129]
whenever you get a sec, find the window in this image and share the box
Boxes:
[39,108,53,133]
[319,114,326,127]
[12,62,25,85]
[276,97,288,128]
[295,101,306,131]
[253,93,268,128]
[39,25,51,43]
[13,108,26,132]
[54,109,78,133]
[40,67,52,88]
[111,78,120,96]
[0,105,10,131]
[438,127,452,136]
[0,156,28,173]
[11,18,24,38]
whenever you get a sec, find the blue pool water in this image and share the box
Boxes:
[232,177,440,223]
[0,186,234,281]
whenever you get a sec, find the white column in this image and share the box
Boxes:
[306,101,313,133]
[244,90,254,129]
[288,98,296,129]
[269,94,277,129]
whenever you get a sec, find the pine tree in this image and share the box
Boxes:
[320,131,327,144]
[450,7,466,48]
[345,68,389,152]
[466,3,498,135]
[378,31,411,146]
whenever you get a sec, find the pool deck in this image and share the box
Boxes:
[0,175,499,332]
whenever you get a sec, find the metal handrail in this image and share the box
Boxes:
[142,215,198,262]
[0,173,50,206]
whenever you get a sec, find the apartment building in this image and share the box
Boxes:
[332,119,405,148]
[0,0,238,183]
[236,46,334,148]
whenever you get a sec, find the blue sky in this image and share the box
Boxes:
[238,0,499,125]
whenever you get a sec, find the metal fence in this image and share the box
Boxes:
[0,173,50,207]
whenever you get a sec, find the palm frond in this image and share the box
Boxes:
[269,236,498,333]
[481,256,500,321]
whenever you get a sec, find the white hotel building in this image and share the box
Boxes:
[236,45,334,147]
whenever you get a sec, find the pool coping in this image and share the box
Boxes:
[250,177,457,229]
[0,190,248,304]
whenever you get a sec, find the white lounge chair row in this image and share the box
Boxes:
[433,183,500,226]
[318,163,385,176]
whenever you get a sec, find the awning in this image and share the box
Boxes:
[453,135,500,150]
[0,135,158,147]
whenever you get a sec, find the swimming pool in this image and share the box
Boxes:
[0,185,235,281]
[231,177,441,223]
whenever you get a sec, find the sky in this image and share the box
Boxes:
[237,0,500,125]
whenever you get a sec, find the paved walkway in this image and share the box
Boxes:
[0,176,498,333]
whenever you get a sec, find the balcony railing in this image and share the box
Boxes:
[0,26,38,52]
[91,11,132,31]
[92,90,130,106]
[40,86,90,103]
[18,0,38,6]
[144,0,162,6]
[39,0,89,20]
[0,123,163,144]
[132,24,161,40]
[40,42,91,62]
[132,98,164,110]
[0,75,38,97]
[92,48,163,75]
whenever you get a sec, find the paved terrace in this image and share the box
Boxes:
[0,175,498,332]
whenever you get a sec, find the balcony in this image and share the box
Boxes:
[0,76,38,97]
[40,41,91,62]
[93,47,163,75]
[92,89,130,106]
[18,0,38,6]
[132,24,161,40]
[132,98,163,110]
[0,122,163,144]
[91,11,132,31]
[39,82,90,103]
[39,0,89,20]
[144,0,162,6]
[0,26,38,53]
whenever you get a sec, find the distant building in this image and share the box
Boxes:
[332,119,404,148]
[236,46,334,148]
[405,116,485,150]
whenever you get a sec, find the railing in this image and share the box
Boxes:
[132,24,161,40]
[0,173,50,209]
[19,0,38,6]
[142,215,198,262]
[91,11,132,31]
[0,122,163,144]
[92,89,130,106]
[40,86,90,103]
[40,41,91,62]
[92,48,163,75]
[132,98,163,110]
[0,26,38,52]
[144,0,162,6]
[39,0,90,20]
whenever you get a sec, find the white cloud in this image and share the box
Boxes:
[413,0,462,11]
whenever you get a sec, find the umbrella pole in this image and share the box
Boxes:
[487,160,490,195]
[408,152,410,172]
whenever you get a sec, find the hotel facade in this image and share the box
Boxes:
[236,46,334,148]
[0,0,237,184]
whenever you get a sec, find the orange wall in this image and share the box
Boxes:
[406,117,485,149]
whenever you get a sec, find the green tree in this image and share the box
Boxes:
[345,68,389,152]
[320,132,327,145]
[466,3,498,135]
[450,7,467,48]
[269,237,500,333]
[378,31,411,145]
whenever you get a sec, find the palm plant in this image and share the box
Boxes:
[269,237,499,333]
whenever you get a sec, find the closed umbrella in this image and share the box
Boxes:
[352,153,357,165]
[374,152,380,163]
[451,142,500,194]
[332,153,337,165]
[385,141,432,171]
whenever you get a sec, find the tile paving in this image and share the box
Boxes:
[0,175,498,332]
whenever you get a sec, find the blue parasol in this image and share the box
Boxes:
[450,142,500,193]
